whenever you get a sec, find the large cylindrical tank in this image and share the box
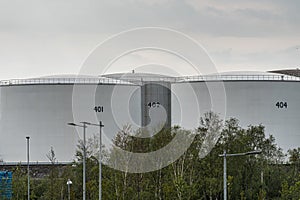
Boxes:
[141,81,171,129]
[0,77,141,162]
[1,71,300,163]
[172,72,300,151]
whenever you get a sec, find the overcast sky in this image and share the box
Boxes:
[0,0,300,79]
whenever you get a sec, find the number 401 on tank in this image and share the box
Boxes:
[94,106,104,112]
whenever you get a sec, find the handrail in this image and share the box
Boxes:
[175,74,300,82]
[1,74,300,86]
[0,77,137,86]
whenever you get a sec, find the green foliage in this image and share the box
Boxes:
[10,112,300,199]
[280,178,300,200]
[12,165,27,199]
[280,148,300,200]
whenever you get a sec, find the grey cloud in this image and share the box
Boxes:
[211,45,300,70]
[0,0,299,38]
[0,0,299,79]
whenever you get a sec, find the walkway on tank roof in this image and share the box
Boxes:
[1,71,300,86]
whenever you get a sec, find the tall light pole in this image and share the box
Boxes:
[68,122,89,200]
[67,179,72,200]
[222,150,227,200]
[219,150,262,200]
[85,121,104,200]
[26,136,30,200]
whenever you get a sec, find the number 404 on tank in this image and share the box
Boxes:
[276,102,288,109]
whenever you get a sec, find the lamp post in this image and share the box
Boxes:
[26,136,30,200]
[67,122,89,200]
[219,150,262,200]
[85,121,104,200]
[67,179,72,200]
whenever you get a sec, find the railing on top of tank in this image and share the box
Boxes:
[175,74,300,82]
[1,74,300,86]
[0,77,137,86]
[0,76,178,85]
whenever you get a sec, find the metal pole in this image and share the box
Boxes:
[223,150,227,200]
[67,179,72,200]
[26,136,30,200]
[80,121,104,200]
[68,182,70,200]
[83,124,86,200]
[219,150,261,200]
[99,121,104,200]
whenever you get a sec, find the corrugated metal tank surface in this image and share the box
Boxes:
[141,82,171,128]
[0,84,141,162]
[1,72,300,162]
[172,81,300,151]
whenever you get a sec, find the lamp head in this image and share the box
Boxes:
[80,122,91,125]
[246,150,262,155]
[67,179,72,185]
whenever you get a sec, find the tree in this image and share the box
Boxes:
[288,148,300,178]
[281,177,300,200]
[41,147,65,200]
[12,165,27,199]
[64,112,290,199]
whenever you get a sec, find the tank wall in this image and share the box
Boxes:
[0,84,141,162]
[172,81,300,151]
[2,80,300,162]
[141,82,171,129]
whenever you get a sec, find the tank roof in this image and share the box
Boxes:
[1,71,300,86]
[178,71,300,82]
[102,72,176,83]
[217,71,279,76]
[0,74,135,86]
[269,69,300,77]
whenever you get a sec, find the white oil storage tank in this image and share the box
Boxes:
[0,75,141,162]
[1,71,300,163]
[172,71,300,151]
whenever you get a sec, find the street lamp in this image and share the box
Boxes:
[219,150,262,200]
[85,121,104,200]
[67,122,89,200]
[67,179,72,200]
[26,136,30,200]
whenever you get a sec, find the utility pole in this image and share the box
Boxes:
[223,150,227,200]
[26,136,30,200]
[67,179,72,200]
[219,150,262,200]
[83,121,104,200]
[67,122,89,200]
[99,121,104,200]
